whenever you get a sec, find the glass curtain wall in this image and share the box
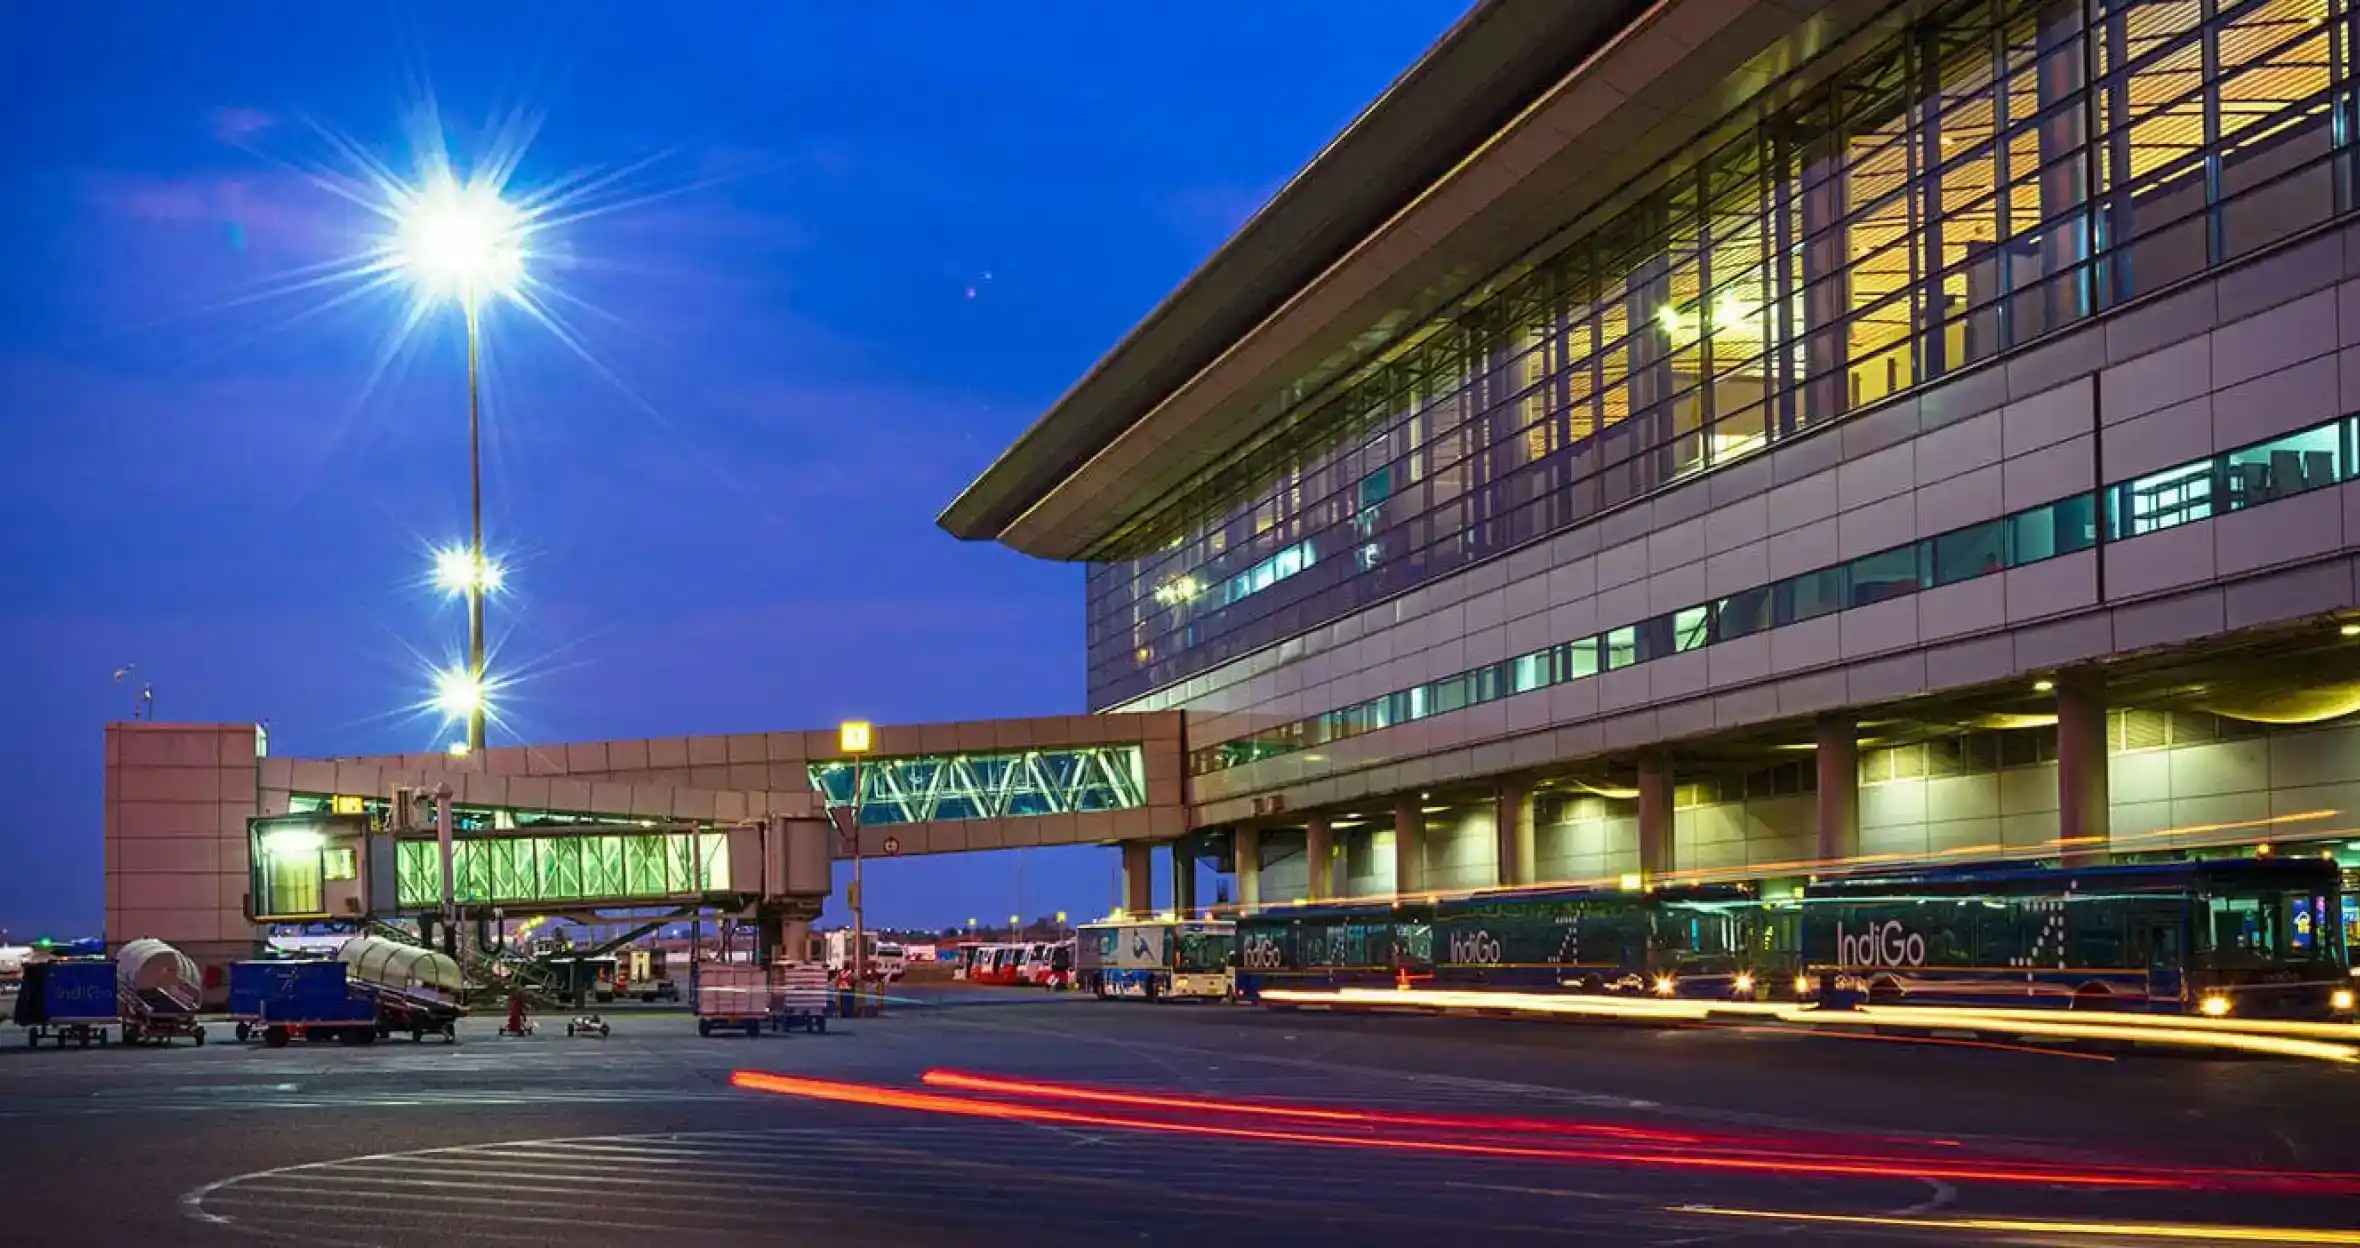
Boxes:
[1089,0,2346,710]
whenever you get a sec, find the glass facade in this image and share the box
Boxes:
[393,831,729,909]
[1091,0,2348,710]
[808,745,1148,826]
[1193,412,2360,776]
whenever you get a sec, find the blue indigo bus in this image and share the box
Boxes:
[1235,883,1794,1001]
[1798,857,2351,1018]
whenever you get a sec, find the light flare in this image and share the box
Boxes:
[393,175,527,307]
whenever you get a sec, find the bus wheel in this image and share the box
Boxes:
[1867,976,1906,1004]
[2070,984,2114,1010]
[264,1026,289,1048]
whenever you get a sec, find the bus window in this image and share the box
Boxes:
[1175,930,1227,973]
[2069,901,2126,968]
[1394,922,1434,969]
[2202,894,2286,967]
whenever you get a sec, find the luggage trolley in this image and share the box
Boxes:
[339,936,464,1044]
[13,960,116,1049]
[117,939,206,1046]
[767,961,830,1035]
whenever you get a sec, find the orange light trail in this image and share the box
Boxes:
[730,1070,2214,1189]
[918,1069,1702,1143]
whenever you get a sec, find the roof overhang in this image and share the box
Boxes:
[944,0,1906,562]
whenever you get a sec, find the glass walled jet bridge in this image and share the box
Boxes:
[806,743,1147,825]
[248,801,828,924]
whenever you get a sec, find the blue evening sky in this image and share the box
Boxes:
[0,4,1466,938]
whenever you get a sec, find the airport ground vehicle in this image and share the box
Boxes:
[250,960,379,1047]
[565,1014,611,1038]
[1025,940,1076,990]
[116,938,205,1046]
[820,930,907,984]
[767,962,830,1034]
[1079,920,1234,1000]
[548,955,620,1004]
[622,948,679,1000]
[13,959,117,1047]
[696,960,766,1037]
[964,943,1025,985]
[1232,857,2351,1019]
[1234,884,1779,1003]
[339,937,464,1042]
[1799,857,2352,1017]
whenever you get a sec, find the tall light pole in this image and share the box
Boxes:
[464,299,486,752]
[400,175,524,753]
[838,721,873,1004]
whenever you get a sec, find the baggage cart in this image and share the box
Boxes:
[13,960,116,1048]
[338,936,463,1043]
[767,961,830,1034]
[251,960,378,1047]
[227,960,279,1042]
[117,938,206,1047]
[695,960,765,1037]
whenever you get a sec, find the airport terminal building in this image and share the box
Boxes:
[944,0,2360,912]
[100,0,2360,963]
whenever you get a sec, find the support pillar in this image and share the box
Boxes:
[1636,753,1673,879]
[1121,841,1152,916]
[780,918,811,964]
[1392,794,1426,895]
[1814,715,1859,864]
[1169,839,1197,914]
[2056,677,2110,867]
[1494,779,1534,888]
[1233,827,1261,911]
[1305,815,1334,902]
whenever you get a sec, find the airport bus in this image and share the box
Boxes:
[1234,884,1791,1001]
[1078,919,1234,1000]
[1798,856,2352,1017]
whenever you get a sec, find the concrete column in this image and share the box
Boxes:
[1814,715,1859,864]
[1169,839,1197,914]
[1121,841,1152,915]
[1494,779,1535,887]
[2056,678,2110,867]
[1393,794,1426,895]
[1233,827,1262,911]
[1636,753,1673,879]
[1305,815,1334,902]
[780,918,811,964]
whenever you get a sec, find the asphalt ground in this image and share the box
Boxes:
[0,985,2355,1245]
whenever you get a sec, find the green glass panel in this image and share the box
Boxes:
[702,833,728,891]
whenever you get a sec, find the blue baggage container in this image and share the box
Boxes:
[251,961,374,1047]
[33,960,115,1024]
[227,960,277,1021]
[13,959,117,1048]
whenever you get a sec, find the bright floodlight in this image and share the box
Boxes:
[433,665,485,718]
[396,177,526,306]
[431,545,503,594]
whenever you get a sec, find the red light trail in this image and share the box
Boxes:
[730,1069,2360,1193]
